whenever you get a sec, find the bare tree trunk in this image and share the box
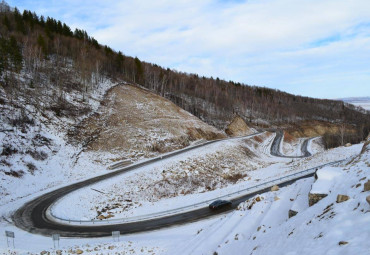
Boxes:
[340,123,345,146]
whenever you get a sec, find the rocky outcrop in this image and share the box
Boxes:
[97,214,114,220]
[364,180,370,192]
[288,209,298,218]
[271,185,279,191]
[225,116,253,137]
[336,194,349,203]
[366,195,370,205]
[309,193,328,206]
[309,167,343,206]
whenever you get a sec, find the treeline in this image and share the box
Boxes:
[2,7,99,49]
[0,35,22,74]
[0,2,369,138]
[322,132,364,149]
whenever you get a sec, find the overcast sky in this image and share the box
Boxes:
[8,0,370,99]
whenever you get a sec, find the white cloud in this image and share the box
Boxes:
[9,0,370,98]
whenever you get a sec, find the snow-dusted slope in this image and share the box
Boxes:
[1,68,368,254]
[0,77,116,207]
[0,80,224,212]
[187,142,370,255]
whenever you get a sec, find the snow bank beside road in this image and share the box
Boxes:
[311,167,343,194]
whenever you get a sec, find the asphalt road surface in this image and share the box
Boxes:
[270,130,312,158]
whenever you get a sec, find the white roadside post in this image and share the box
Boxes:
[112,231,120,242]
[5,230,15,248]
[52,234,60,249]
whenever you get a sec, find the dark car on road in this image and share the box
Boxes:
[209,200,232,210]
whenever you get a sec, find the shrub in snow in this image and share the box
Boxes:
[3,169,24,178]
[1,144,18,156]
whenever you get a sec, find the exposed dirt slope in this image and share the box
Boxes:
[71,84,225,163]
[286,120,357,138]
[225,115,254,137]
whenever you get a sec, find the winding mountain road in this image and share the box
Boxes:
[13,131,317,237]
[270,130,312,158]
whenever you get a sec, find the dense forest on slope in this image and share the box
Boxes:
[0,2,369,141]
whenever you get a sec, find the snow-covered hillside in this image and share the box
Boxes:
[0,72,116,207]
[186,139,370,255]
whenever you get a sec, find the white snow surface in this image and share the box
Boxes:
[281,136,305,156]
[310,167,343,194]
[308,137,325,155]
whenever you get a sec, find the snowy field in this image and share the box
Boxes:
[1,129,368,254]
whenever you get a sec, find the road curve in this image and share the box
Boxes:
[13,131,315,237]
[270,130,312,158]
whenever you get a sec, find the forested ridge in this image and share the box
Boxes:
[0,2,369,140]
